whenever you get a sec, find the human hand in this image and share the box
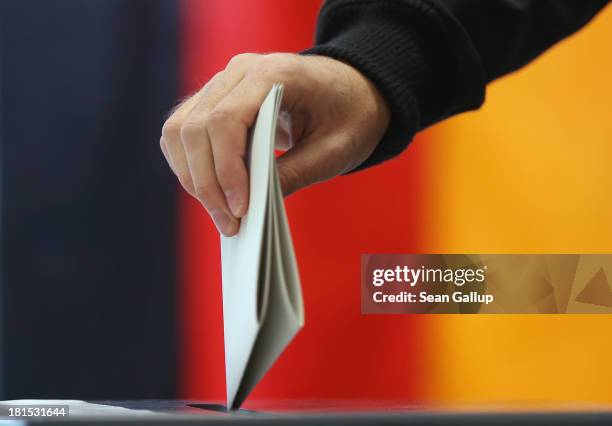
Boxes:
[160,53,390,236]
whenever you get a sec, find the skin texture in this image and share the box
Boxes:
[160,53,390,236]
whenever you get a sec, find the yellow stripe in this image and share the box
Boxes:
[422,7,612,404]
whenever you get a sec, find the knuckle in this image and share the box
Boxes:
[179,122,204,148]
[247,54,302,84]
[328,138,350,160]
[194,183,215,201]
[247,59,274,83]
[226,53,256,69]
[261,52,284,63]
[202,71,228,95]
[162,118,182,139]
[206,109,232,130]
[268,53,301,76]
[207,108,247,143]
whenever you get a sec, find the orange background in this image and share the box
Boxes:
[178,1,612,406]
[425,6,612,405]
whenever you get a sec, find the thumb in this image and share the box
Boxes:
[276,132,352,196]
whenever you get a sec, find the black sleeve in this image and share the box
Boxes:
[302,0,610,170]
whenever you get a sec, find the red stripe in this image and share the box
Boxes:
[178,0,433,403]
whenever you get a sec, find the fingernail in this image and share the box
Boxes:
[225,190,244,217]
[211,210,238,236]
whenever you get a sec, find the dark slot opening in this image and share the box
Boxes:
[186,403,259,414]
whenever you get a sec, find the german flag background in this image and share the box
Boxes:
[1,0,610,406]
[178,0,612,406]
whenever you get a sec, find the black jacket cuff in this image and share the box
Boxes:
[302,0,486,171]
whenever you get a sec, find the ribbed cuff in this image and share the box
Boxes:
[302,2,431,171]
[301,0,486,171]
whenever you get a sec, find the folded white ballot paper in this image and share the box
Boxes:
[221,84,304,410]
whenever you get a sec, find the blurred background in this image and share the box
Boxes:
[1,0,611,407]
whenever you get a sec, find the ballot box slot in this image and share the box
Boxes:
[186,403,259,414]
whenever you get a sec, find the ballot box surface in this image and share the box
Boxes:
[2,399,612,425]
